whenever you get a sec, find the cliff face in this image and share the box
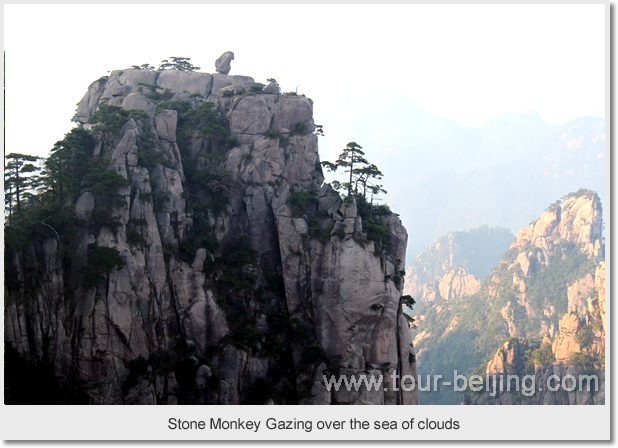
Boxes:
[468,266,605,405]
[410,191,604,404]
[462,198,606,405]
[5,68,417,405]
[411,266,480,303]
[511,192,604,259]
[466,337,605,405]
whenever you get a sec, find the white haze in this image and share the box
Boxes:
[4,4,605,163]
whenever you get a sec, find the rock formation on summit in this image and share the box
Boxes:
[4,65,418,405]
[215,51,234,75]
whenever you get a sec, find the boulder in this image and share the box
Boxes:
[215,51,234,75]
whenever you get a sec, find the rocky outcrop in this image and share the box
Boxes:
[595,262,606,330]
[465,260,605,405]
[485,339,528,376]
[413,266,479,302]
[215,51,234,75]
[5,67,417,405]
[466,336,605,405]
[73,69,254,124]
[438,267,480,301]
[511,191,604,260]
[489,191,605,338]
[552,312,584,364]
[567,273,595,316]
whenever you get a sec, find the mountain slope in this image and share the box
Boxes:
[410,189,604,404]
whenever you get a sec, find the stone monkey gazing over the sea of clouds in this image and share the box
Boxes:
[215,51,234,75]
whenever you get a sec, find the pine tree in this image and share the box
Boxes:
[158,56,200,72]
[321,142,386,202]
[41,128,95,203]
[5,153,41,221]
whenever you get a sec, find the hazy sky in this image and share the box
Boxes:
[4,3,606,162]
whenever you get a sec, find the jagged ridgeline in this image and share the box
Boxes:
[404,225,514,302]
[411,189,604,405]
[4,59,418,405]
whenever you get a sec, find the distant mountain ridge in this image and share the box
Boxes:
[324,92,605,261]
[403,225,514,302]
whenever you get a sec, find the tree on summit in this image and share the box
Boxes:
[321,142,386,202]
[131,63,155,71]
[158,57,200,72]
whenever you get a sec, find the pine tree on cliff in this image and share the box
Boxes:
[321,142,386,203]
[4,152,40,221]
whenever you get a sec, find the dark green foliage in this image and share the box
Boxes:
[524,242,596,317]
[83,164,130,212]
[562,188,598,202]
[249,84,263,94]
[155,100,192,116]
[126,227,145,245]
[40,128,95,204]
[265,78,281,93]
[322,141,386,201]
[5,153,41,222]
[288,190,317,217]
[365,222,389,246]
[224,138,239,150]
[89,104,148,146]
[569,352,595,368]
[186,166,228,215]
[355,193,391,252]
[79,243,126,289]
[221,236,255,270]
[87,209,122,232]
[177,211,219,263]
[532,342,555,365]
[547,199,562,214]
[158,56,200,72]
[401,295,416,308]
[138,83,171,102]
[85,167,130,197]
[265,128,281,139]
[131,63,155,71]
[290,122,308,136]
[576,327,594,348]
[180,101,229,141]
